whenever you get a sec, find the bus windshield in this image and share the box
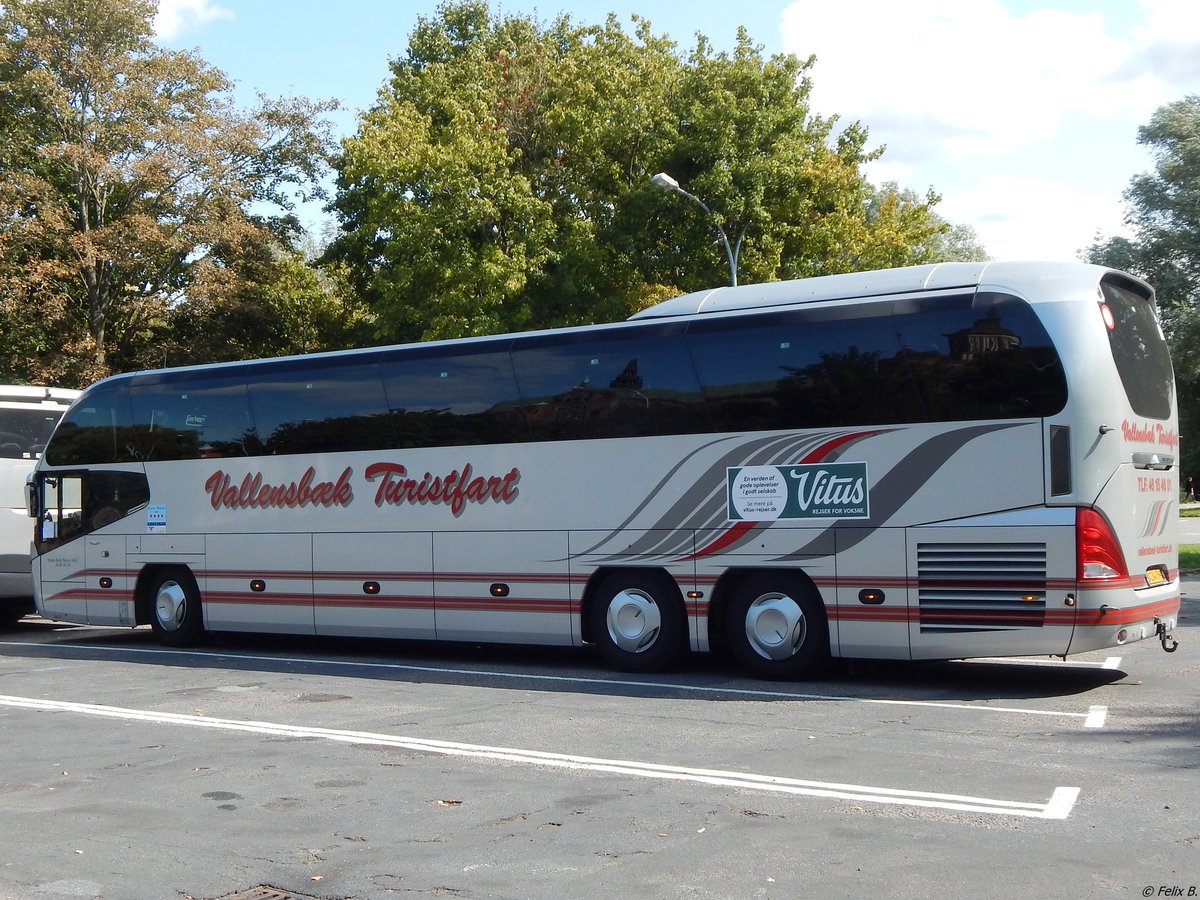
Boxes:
[1101,276,1174,420]
[0,407,64,461]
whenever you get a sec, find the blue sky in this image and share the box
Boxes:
[154,0,1200,262]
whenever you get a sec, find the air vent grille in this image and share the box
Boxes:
[917,542,1048,633]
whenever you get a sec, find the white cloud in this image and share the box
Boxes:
[933,174,1131,261]
[778,0,1200,259]
[153,0,234,42]
[1123,0,1200,83]
[780,0,1168,161]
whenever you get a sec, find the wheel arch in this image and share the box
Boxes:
[133,563,200,628]
[707,566,830,655]
[579,565,683,645]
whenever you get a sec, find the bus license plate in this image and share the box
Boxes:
[1145,567,1167,586]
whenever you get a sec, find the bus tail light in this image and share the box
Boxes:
[1099,302,1116,331]
[1077,508,1128,582]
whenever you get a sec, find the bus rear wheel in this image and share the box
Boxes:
[148,568,204,647]
[589,571,686,673]
[726,573,829,680]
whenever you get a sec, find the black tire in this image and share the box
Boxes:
[725,573,829,680]
[589,570,687,673]
[147,567,205,647]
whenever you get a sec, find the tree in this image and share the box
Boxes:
[325,1,950,343]
[868,183,989,263]
[1084,95,1200,476]
[0,0,340,383]
[164,245,374,367]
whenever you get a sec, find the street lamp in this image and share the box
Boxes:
[651,172,742,287]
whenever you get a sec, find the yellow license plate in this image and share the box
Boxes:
[1145,567,1168,586]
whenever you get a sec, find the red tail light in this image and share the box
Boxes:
[1077,508,1128,581]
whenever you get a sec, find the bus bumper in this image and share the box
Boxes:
[1066,587,1180,655]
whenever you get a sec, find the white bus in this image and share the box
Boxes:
[1,386,79,623]
[27,262,1180,678]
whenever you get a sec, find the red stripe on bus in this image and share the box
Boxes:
[681,520,758,561]
[798,429,890,464]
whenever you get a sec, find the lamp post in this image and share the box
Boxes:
[651,172,742,287]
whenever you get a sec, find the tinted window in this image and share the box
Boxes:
[41,289,1074,466]
[0,407,67,458]
[1101,277,1174,420]
[34,469,150,554]
[128,377,258,460]
[687,300,924,430]
[511,324,709,441]
[44,380,138,465]
[381,346,528,447]
[894,292,1067,420]
[688,292,1066,430]
[248,361,394,455]
[84,470,151,530]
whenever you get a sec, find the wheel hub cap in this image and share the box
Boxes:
[155,581,186,630]
[606,588,662,653]
[744,592,806,660]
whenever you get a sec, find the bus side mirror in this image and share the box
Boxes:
[25,477,39,519]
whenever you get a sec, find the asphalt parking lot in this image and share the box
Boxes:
[1,580,1197,900]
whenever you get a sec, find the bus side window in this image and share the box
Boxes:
[130,380,258,460]
[510,325,708,441]
[686,305,917,430]
[247,362,394,455]
[894,293,1067,421]
[84,470,151,530]
[39,474,83,543]
[382,348,527,448]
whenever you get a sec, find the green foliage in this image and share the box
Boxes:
[1179,544,1200,571]
[165,246,375,366]
[0,0,345,384]
[870,183,989,263]
[325,1,950,342]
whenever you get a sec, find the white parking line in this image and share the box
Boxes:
[0,694,1080,820]
[0,640,1106,728]
[969,656,1123,670]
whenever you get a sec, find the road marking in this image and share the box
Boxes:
[1085,705,1108,728]
[0,693,1079,820]
[0,640,1104,728]
[970,655,1122,670]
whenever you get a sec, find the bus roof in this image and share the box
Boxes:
[78,260,1150,389]
[630,260,1142,319]
[0,385,81,405]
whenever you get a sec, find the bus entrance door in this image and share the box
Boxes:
[906,521,1076,660]
[33,473,85,621]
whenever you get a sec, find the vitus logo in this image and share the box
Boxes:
[727,463,869,521]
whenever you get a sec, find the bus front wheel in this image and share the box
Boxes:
[589,571,686,673]
[148,568,204,647]
[726,573,829,680]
